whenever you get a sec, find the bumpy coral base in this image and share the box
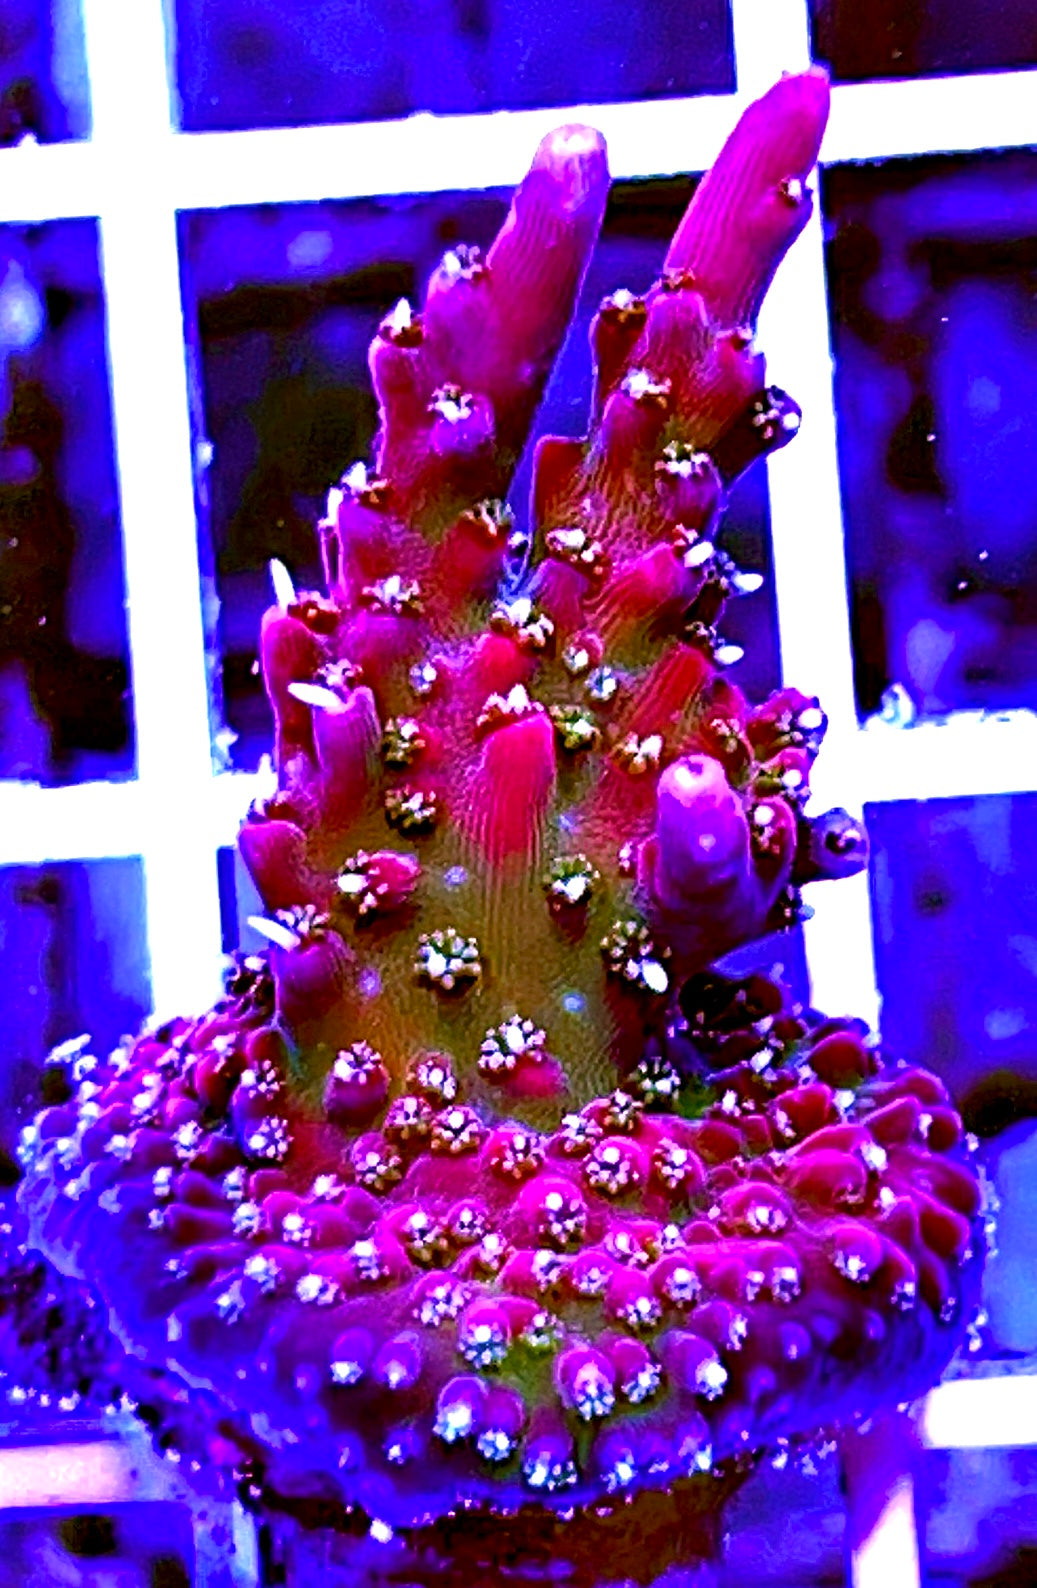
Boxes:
[17,967,981,1536]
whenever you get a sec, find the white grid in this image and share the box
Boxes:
[0,0,1033,1581]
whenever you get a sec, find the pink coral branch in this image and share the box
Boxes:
[665,68,830,327]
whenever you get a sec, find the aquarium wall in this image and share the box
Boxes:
[0,0,1034,1583]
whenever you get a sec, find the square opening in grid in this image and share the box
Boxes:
[0,1,90,145]
[0,217,135,784]
[920,1446,1037,1585]
[866,793,1037,1118]
[171,0,734,133]
[0,1504,194,1584]
[809,0,1037,84]
[823,148,1037,723]
[0,855,150,1135]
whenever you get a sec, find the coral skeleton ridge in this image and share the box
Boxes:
[11,70,981,1569]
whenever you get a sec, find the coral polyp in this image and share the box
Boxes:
[13,69,982,1579]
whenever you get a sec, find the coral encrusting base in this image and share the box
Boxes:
[15,966,982,1541]
[13,70,982,1575]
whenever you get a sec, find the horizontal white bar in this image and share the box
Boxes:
[0,706,1032,870]
[921,1374,1037,1450]
[0,781,145,863]
[0,1440,137,1506]
[853,711,1037,810]
[162,95,748,208]
[0,139,99,224]
[0,72,1034,226]
[824,68,1037,165]
[0,771,266,865]
[0,99,736,225]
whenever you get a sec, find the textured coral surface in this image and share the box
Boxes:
[14,72,982,1573]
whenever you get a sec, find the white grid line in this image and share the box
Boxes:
[78,0,228,1017]
[738,4,898,1573]
[2,712,1033,866]
[922,1374,1037,1450]
[1,65,1035,224]
[0,0,1034,1579]
[754,52,881,1020]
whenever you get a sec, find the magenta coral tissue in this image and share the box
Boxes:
[10,71,984,1588]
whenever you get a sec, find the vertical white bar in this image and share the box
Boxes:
[850,1478,922,1588]
[193,1500,260,1587]
[737,0,881,1029]
[739,7,911,1583]
[757,215,859,753]
[761,200,880,1029]
[731,0,812,94]
[230,1502,261,1587]
[842,1415,922,1588]
[81,0,225,1017]
[759,192,882,1029]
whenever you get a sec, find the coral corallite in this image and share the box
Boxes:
[15,72,983,1583]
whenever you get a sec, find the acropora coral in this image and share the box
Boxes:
[10,70,983,1584]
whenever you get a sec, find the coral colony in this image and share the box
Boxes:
[13,72,982,1581]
